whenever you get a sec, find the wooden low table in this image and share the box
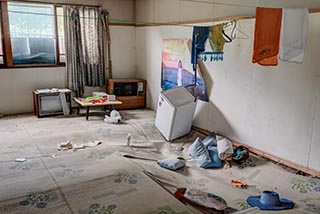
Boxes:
[73,98,122,120]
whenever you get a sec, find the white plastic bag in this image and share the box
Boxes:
[104,110,121,124]
[217,138,234,160]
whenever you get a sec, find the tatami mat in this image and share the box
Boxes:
[0,109,319,213]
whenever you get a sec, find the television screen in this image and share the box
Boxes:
[114,82,138,96]
[39,94,62,115]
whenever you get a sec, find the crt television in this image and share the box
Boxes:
[33,90,71,118]
[39,93,63,116]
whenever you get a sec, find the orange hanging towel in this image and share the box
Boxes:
[252,7,282,66]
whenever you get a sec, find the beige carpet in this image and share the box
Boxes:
[0,109,319,213]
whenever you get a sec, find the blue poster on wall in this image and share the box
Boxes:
[161,39,208,102]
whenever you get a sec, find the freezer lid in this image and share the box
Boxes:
[161,86,195,107]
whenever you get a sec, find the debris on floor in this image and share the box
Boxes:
[73,141,102,151]
[57,140,73,151]
[84,141,102,147]
[232,146,250,164]
[57,140,102,151]
[217,137,234,161]
[187,131,257,171]
[237,157,256,169]
[188,132,224,169]
[157,158,186,171]
[104,110,121,124]
[231,180,248,188]
[122,154,157,161]
[15,158,27,162]
[72,143,86,150]
[174,145,184,152]
[174,187,228,213]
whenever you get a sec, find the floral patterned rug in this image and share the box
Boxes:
[0,109,319,213]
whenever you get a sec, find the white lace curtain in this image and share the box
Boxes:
[63,5,109,97]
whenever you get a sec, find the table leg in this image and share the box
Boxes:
[103,105,107,112]
[69,102,72,115]
[77,105,80,114]
[86,107,90,120]
[68,93,72,115]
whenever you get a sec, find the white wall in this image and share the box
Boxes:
[110,26,136,79]
[0,67,66,114]
[101,0,137,79]
[135,0,320,172]
[0,0,136,115]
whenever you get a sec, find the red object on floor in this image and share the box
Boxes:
[231,180,248,188]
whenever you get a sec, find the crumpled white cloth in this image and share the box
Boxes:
[279,8,308,63]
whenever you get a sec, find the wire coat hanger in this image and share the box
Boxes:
[223,20,249,39]
[222,29,233,43]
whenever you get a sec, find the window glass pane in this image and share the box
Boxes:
[56,7,65,62]
[8,3,56,65]
[59,55,66,63]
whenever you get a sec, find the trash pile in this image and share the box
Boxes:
[57,140,102,151]
[121,131,295,213]
[188,132,250,169]
[174,187,228,213]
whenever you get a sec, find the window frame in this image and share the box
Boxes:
[0,1,65,68]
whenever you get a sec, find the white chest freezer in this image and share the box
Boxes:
[155,86,197,141]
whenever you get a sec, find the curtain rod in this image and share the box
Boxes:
[7,0,100,8]
[179,0,256,8]
[133,8,320,28]
[1,9,320,28]
[179,0,320,10]
[1,4,320,28]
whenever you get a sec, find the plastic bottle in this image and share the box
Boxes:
[126,133,131,146]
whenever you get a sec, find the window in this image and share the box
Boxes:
[0,1,65,67]
[56,7,65,63]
